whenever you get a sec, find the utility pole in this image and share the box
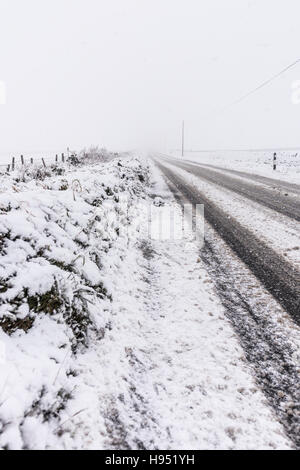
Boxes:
[182,120,185,158]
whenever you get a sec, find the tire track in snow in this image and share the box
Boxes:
[155,160,300,325]
[184,161,300,197]
[201,241,300,449]
[155,160,300,448]
[161,157,300,222]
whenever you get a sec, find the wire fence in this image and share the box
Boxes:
[0,152,74,173]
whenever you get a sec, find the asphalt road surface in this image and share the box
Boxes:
[154,155,300,322]
[163,157,300,222]
[153,154,300,447]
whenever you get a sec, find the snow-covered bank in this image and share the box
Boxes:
[0,155,150,449]
[170,150,300,184]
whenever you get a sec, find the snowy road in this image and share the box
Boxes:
[151,154,300,448]
[183,162,300,199]
[154,155,300,322]
[92,162,294,450]
[168,159,300,222]
[0,154,299,450]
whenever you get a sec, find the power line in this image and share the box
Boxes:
[225,58,300,110]
[205,58,300,120]
[179,59,300,152]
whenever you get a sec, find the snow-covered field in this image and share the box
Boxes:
[170,149,300,184]
[0,153,295,449]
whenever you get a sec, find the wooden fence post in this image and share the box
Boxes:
[55,154,58,163]
[273,152,277,171]
[30,158,34,165]
[62,153,65,163]
[21,155,24,166]
[12,157,15,171]
[7,164,10,172]
[42,158,46,168]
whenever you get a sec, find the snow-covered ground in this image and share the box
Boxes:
[0,155,150,449]
[170,149,300,184]
[0,153,294,449]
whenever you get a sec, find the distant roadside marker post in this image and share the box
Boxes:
[273,152,277,171]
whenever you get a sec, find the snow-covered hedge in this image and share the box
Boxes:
[0,155,150,449]
[78,146,121,164]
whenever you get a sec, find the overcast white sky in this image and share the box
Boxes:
[0,0,300,160]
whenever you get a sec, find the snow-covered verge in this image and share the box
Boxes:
[170,150,300,184]
[0,155,150,449]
